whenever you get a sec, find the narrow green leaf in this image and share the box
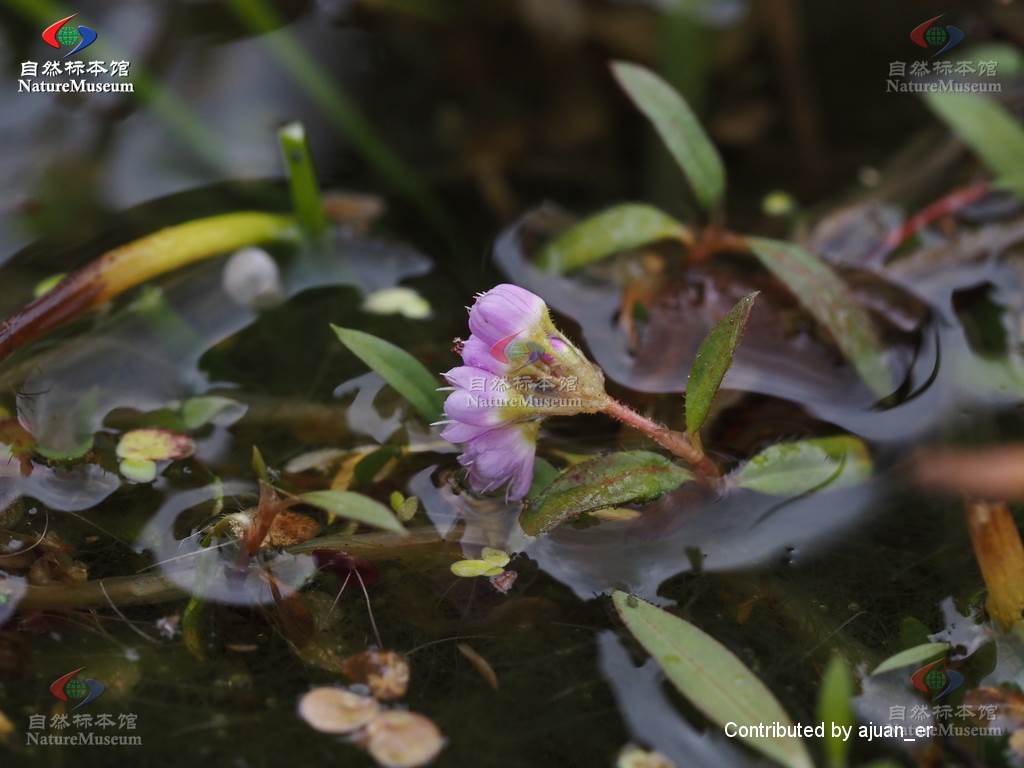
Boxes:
[923,91,1024,196]
[331,325,444,423]
[871,642,948,675]
[613,591,813,768]
[746,237,893,397]
[817,655,854,768]
[537,204,691,273]
[181,396,245,430]
[300,490,408,534]
[686,292,758,435]
[730,436,871,496]
[611,61,725,210]
[252,445,270,483]
[520,451,692,536]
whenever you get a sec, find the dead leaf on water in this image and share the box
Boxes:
[342,650,410,701]
[364,710,445,768]
[297,687,380,734]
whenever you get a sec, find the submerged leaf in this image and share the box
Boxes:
[520,451,692,536]
[331,325,444,423]
[871,642,949,675]
[746,237,893,397]
[730,436,871,496]
[612,591,813,768]
[685,292,758,436]
[301,490,408,534]
[611,61,725,210]
[923,91,1024,196]
[537,204,691,273]
[818,655,854,768]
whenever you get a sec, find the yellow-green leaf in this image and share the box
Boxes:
[746,237,893,397]
[611,61,725,210]
[300,490,408,534]
[537,204,691,273]
[332,325,444,423]
[686,292,758,435]
[871,642,948,675]
[730,436,871,496]
[613,591,813,768]
[817,655,854,768]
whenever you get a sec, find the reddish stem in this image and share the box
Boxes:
[602,398,720,480]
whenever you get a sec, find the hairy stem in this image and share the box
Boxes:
[602,397,720,480]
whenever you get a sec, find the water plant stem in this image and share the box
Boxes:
[602,397,720,479]
[278,122,327,239]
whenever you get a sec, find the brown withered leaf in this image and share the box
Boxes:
[264,510,321,549]
[341,650,410,701]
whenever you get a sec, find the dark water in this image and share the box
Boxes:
[1,2,1023,767]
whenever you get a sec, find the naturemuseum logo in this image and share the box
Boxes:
[41,13,98,58]
[17,12,133,95]
[49,667,105,709]
[909,14,965,57]
[886,14,1000,95]
[910,659,964,701]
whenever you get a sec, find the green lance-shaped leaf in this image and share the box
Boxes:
[871,642,949,675]
[537,204,692,273]
[745,237,893,398]
[181,396,246,430]
[520,451,692,536]
[817,655,854,768]
[612,591,813,768]
[686,292,758,436]
[331,325,444,423]
[923,91,1024,196]
[611,61,726,210]
[300,490,408,535]
[730,435,871,496]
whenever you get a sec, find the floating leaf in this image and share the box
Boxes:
[450,558,503,578]
[341,650,410,701]
[537,204,691,273]
[300,490,408,534]
[871,642,949,675]
[818,655,854,768]
[297,687,380,734]
[520,451,692,536]
[612,591,813,768]
[923,91,1024,196]
[117,429,195,462]
[730,436,871,496]
[120,458,157,484]
[746,237,893,397]
[365,710,445,768]
[181,396,245,430]
[331,325,444,423]
[686,292,758,436]
[611,62,725,210]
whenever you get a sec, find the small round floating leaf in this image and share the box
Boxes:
[297,687,380,734]
[119,458,157,484]
[116,429,195,462]
[480,547,510,567]
[483,566,504,577]
[365,710,445,768]
[450,559,492,578]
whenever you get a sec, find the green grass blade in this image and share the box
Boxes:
[331,325,444,423]
[278,122,326,239]
[613,592,813,768]
[817,655,854,768]
[300,490,407,534]
[746,237,893,398]
[685,292,757,436]
[611,61,725,211]
[538,204,691,273]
